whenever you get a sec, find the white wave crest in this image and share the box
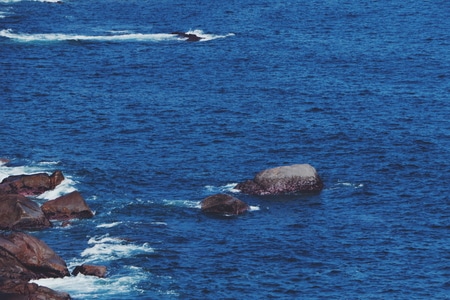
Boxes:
[30,266,148,298]
[204,183,240,194]
[162,199,201,209]
[80,234,153,263]
[36,177,78,200]
[96,221,122,228]
[0,29,177,42]
[0,29,234,43]
[184,29,235,41]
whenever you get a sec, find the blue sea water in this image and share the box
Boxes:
[1,0,450,299]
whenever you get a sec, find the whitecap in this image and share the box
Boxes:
[249,205,260,211]
[0,29,235,43]
[162,199,201,209]
[0,164,49,182]
[0,29,178,42]
[36,177,78,200]
[80,234,153,263]
[96,221,122,228]
[30,266,148,298]
[184,29,235,41]
[204,183,240,194]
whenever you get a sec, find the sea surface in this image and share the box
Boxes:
[1,0,450,299]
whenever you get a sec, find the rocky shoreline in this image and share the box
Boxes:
[0,160,323,298]
[0,161,101,299]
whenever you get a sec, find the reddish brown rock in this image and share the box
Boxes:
[235,164,324,195]
[0,158,10,165]
[201,194,249,216]
[72,264,107,278]
[41,191,94,221]
[0,194,51,230]
[0,279,71,300]
[0,170,65,196]
[0,232,69,279]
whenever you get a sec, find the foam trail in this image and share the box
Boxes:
[0,29,235,43]
[0,29,177,42]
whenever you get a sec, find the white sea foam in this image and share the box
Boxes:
[204,183,240,193]
[96,221,122,228]
[162,199,201,209]
[0,29,176,42]
[249,205,260,211]
[184,29,235,41]
[0,29,234,43]
[80,234,153,263]
[30,266,148,298]
[0,164,50,182]
[35,177,78,200]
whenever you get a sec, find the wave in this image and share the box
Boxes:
[204,183,240,194]
[30,266,150,299]
[0,29,234,43]
[80,234,154,263]
[162,199,201,209]
[0,0,62,3]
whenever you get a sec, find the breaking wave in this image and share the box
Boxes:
[0,29,234,43]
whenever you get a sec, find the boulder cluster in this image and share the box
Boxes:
[0,164,104,299]
[0,160,324,297]
[200,164,324,216]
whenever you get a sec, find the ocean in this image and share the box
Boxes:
[1,0,450,299]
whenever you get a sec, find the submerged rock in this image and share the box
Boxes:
[0,170,65,196]
[201,194,249,216]
[0,194,51,230]
[235,164,324,195]
[41,191,94,221]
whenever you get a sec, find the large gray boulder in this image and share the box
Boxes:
[0,194,51,230]
[235,164,324,195]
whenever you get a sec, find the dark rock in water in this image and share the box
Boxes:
[0,170,65,196]
[0,158,10,165]
[201,194,249,216]
[235,164,324,195]
[41,191,94,221]
[171,31,203,42]
[0,194,51,230]
[0,232,69,280]
[72,264,107,278]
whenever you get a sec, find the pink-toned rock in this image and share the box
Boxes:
[72,264,107,278]
[201,194,249,216]
[0,279,71,300]
[0,170,65,196]
[0,194,51,230]
[41,191,94,221]
[235,164,324,195]
[0,232,69,279]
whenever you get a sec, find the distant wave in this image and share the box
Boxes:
[0,29,234,43]
[0,0,61,3]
